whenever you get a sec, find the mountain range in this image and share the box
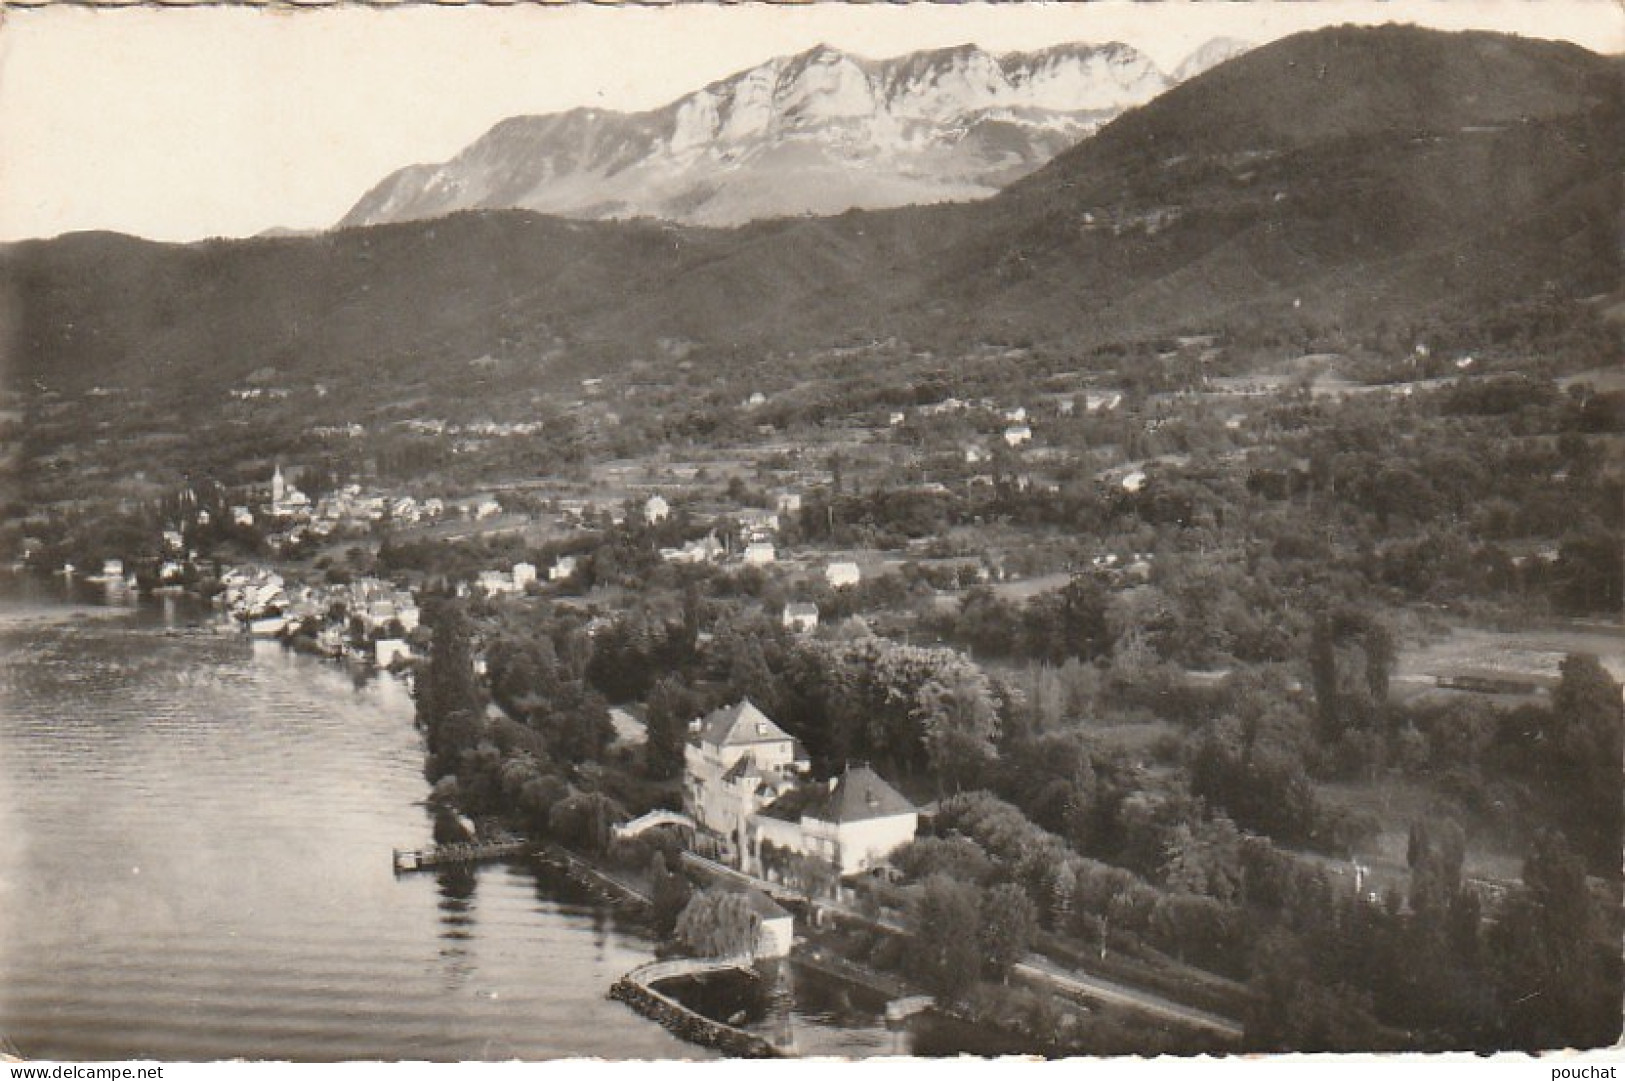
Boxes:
[4,26,1618,402]
[339,38,1250,229]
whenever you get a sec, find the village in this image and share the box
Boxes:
[6,318,1622,1055]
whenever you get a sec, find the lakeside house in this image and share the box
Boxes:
[375,638,410,667]
[684,699,808,866]
[748,764,918,879]
[740,888,794,959]
[682,699,917,886]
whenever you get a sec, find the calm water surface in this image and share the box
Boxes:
[0,582,1008,1061]
[0,585,708,1061]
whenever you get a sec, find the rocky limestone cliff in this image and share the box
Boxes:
[339,39,1193,229]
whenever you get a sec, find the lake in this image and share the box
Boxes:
[0,581,1003,1061]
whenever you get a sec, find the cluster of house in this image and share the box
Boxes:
[315,486,443,530]
[247,465,445,549]
[217,564,420,664]
[217,565,296,636]
[681,699,919,886]
[661,534,728,565]
[469,553,587,597]
[475,562,540,597]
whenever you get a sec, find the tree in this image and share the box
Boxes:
[487,633,560,712]
[1247,931,1382,1052]
[914,663,1002,793]
[892,836,995,885]
[676,888,761,958]
[644,676,699,780]
[910,875,983,1000]
[1552,530,1624,614]
[726,635,780,719]
[1406,817,1466,919]
[785,850,840,902]
[1160,816,1244,903]
[648,852,693,937]
[1544,654,1624,870]
[548,791,622,854]
[533,681,615,764]
[1489,830,1621,1050]
[418,600,484,781]
[1023,576,1112,664]
[978,882,1038,983]
[1189,714,1319,847]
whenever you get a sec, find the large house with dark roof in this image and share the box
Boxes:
[747,764,919,878]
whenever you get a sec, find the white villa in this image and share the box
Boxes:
[748,764,918,878]
[684,699,808,865]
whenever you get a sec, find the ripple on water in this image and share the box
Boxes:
[0,603,709,1063]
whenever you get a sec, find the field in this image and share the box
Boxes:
[1392,621,1625,696]
[1315,775,1527,888]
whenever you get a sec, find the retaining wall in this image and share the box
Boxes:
[608,957,782,1058]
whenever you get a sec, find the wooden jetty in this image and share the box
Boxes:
[392,839,530,874]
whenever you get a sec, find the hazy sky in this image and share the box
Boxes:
[0,1,1618,243]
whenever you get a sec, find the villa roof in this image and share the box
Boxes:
[695,699,793,749]
[760,765,916,825]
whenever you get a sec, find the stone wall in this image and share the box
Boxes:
[608,958,782,1059]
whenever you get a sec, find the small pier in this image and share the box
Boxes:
[392,839,530,874]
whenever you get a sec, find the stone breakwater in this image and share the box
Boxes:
[608,957,783,1058]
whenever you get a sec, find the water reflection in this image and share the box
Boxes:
[436,866,478,940]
